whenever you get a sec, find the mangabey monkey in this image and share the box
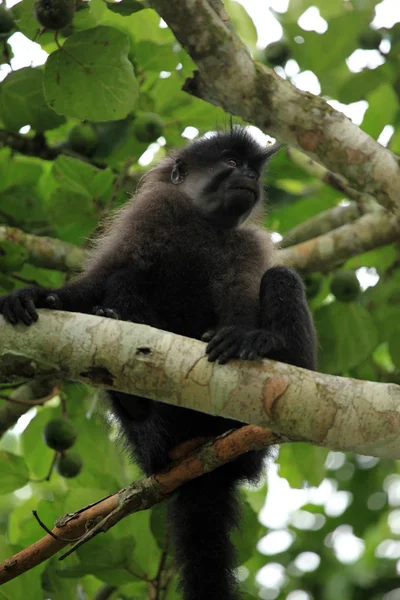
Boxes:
[0,128,316,600]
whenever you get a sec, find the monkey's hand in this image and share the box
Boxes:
[204,326,285,364]
[0,287,61,326]
[93,306,120,320]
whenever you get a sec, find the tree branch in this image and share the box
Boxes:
[148,0,400,215]
[280,202,362,249]
[1,208,397,278]
[0,225,85,272]
[0,425,281,584]
[1,312,400,459]
[279,210,400,272]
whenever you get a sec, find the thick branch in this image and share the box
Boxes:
[280,203,362,249]
[0,425,280,584]
[2,209,397,277]
[149,0,400,215]
[0,225,85,272]
[1,312,400,459]
[279,211,400,272]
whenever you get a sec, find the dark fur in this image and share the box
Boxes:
[0,128,316,600]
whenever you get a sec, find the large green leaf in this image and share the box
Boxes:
[0,68,66,131]
[58,535,137,584]
[0,451,30,494]
[44,26,139,121]
[362,83,399,139]
[225,0,257,51]
[279,443,328,488]
[315,301,379,374]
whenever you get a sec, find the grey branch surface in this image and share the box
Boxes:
[1,210,398,277]
[149,0,400,215]
[279,211,400,272]
[0,225,85,272]
[1,312,400,459]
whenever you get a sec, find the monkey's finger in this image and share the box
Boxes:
[22,297,39,322]
[206,330,235,352]
[14,297,36,325]
[207,341,239,363]
[202,330,216,342]
[2,299,18,324]
[239,348,258,360]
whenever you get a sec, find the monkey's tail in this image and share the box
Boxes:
[168,469,241,600]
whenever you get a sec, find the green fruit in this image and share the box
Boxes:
[358,29,383,50]
[68,123,98,156]
[133,113,165,143]
[56,450,83,478]
[302,274,322,300]
[43,418,77,451]
[263,41,291,67]
[330,270,360,303]
[34,0,75,31]
[0,5,15,36]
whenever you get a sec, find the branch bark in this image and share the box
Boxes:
[0,425,281,584]
[1,209,398,277]
[0,225,85,272]
[279,210,400,272]
[1,312,400,459]
[148,0,400,215]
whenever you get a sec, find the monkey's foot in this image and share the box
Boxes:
[205,326,285,363]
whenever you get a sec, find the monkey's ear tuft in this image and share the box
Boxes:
[263,143,284,161]
[171,159,187,184]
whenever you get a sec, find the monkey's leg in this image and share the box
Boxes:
[206,266,316,368]
[256,266,317,370]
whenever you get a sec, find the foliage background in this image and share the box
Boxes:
[0,0,400,598]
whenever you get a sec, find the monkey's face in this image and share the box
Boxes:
[171,153,264,229]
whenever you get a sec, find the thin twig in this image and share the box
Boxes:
[32,510,80,543]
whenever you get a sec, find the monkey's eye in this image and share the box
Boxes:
[226,158,238,167]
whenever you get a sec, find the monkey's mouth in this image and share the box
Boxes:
[232,187,256,199]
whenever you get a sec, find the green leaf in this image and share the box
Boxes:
[12,0,41,41]
[133,40,179,72]
[106,0,145,16]
[0,240,28,273]
[52,154,113,199]
[362,83,398,139]
[231,496,261,564]
[279,443,328,488]
[44,26,139,121]
[315,301,379,374]
[225,0,257,51]
[0,152,44,193]
[389,330,400,369]
[150,502,168,550]
[0,451,30,493]
[0,67,66,131]
[22,407,60,477]
[338,64,394,104]
[74,0,106,30]
[59,535,137,584]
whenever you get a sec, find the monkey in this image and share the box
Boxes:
[0,127,317,600]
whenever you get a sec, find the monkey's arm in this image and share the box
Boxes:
[206,266,317,370]
[0,278,105,325]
